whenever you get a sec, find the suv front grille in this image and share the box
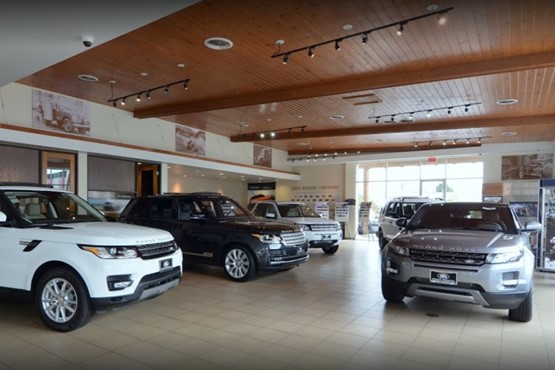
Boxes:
[410,249,487,266]
[281,231,307,247]
[136,241,177,259]
[311,224,337,232]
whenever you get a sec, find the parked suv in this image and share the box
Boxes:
[118,193,309,282]
[0,184,182,332]
[249,201,343,254]
[377,196,439,249]
[381,202,541,322]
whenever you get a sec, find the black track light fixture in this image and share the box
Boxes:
[362,32,368,44]
[369,102,481,122]
[107,78,190,107]
[283,53,289,64]
[272,7,454,63]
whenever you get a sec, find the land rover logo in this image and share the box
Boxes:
[437,273,450,280]
[162,260,171,268]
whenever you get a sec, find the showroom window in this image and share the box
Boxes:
[356,156,483,212]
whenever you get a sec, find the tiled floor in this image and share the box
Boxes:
[1,238,555,370]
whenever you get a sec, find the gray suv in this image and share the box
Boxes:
[381,202,541,322]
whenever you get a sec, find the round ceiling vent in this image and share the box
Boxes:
[78,74,98,82]
[204,37,233,50]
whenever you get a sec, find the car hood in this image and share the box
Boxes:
[219,219,302,233]
[24,221,174,245]
[395,229,522,252]
[279,217,338,225]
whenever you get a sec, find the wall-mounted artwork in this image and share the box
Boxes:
[501,153,553,180]
[253,145,272,167]
[32,90,90,135]
[176,126,206,156]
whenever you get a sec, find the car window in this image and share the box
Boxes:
[252,203,270,217]
[4,190,105,224]
[385,202,398,217]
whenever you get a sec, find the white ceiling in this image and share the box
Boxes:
[0,1,199,87]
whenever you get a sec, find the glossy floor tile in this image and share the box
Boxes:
[0,238,554,370]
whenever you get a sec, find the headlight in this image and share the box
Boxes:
[252,233,282,243]
[80,245,138,259]
[390,243,410,257]
[486,248,524,264]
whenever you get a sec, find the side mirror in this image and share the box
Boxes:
[0,211,6,223]
[396,218,407,227]
[523,221,542,232]
[265,212,277,219]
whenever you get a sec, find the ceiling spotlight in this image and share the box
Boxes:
[283,53,289,64]
[437,12,447,25]
[390,115,395,122]
[452,139,457,145]
[414,142,418,148]
[362,32,368,44]
[308,47,315,58]
[164,86,169,94]
[426,110,432,118]
[270,131,276,138]
[260,133,265,139]
[136,94,141,102]
[120,98,126,106]
[466,138,470,144]
[375,117,379,123]
[447,107,452,114]
[478,137,482,144]
[146,91,151,100]
[442,140,447,146]
[397,22,405,36]
[183,80,189,89]
[464,104,469,112]
[335,39,341,51]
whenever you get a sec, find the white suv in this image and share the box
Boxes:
[249,201,343,254]
[0,184,183,331]
[378,196,439,249]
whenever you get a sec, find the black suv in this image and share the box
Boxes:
[118,192,309,282]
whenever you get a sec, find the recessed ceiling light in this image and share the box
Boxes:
[177,63,185,68]
[78,74,98,82]
[204,37,233,50]
[426,3,439,11]
[140,72,148,77]
[502,131,517,136]
[330,114,344,120]
[297,115,303,119]
[496,98,518,105]
[275,39,285,46]
[342,24,353,30]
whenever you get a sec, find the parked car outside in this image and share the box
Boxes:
[249,201,343,254]
[0,183,182,331]
[377,196,440,249]
[381,202,541,322]
[118,192,309,282]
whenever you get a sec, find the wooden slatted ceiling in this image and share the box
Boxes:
[15,0,555,157]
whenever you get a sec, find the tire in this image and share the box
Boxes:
[322,245,339,254]
[223,246,256,282]
[381,275,404,303]
[378,229,388,249]
[35,267,93,332]
[61,117,73,132]
[508,288,533,322]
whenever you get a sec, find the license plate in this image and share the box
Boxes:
[430,270,457,285]
[159,258,173,271]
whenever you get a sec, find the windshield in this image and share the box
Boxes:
[198,198,254,220]
[5,189,106,225]
[409,203,517,234]
[277,204,321,218]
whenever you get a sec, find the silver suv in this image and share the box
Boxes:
[249,201,343,254]
[377,196,439,249]
[381,202,541,322]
